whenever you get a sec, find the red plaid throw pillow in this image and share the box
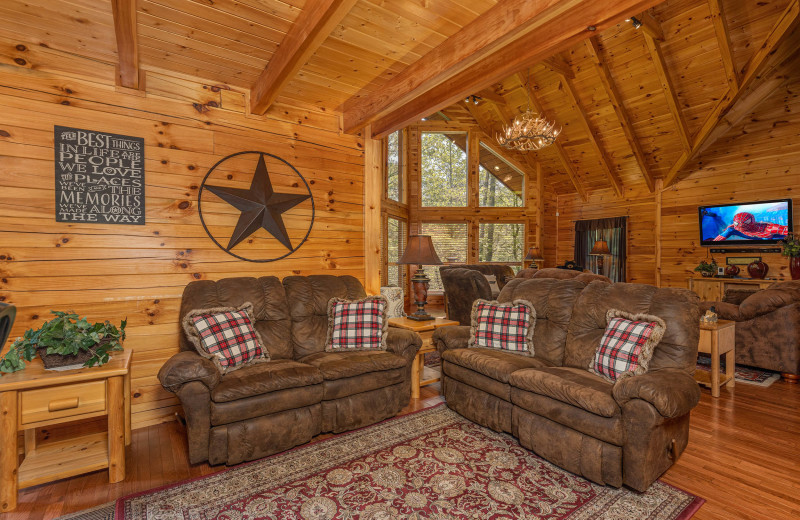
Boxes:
[468,299,536,355]
[326,296,388,351]
[591,309,666,382]
[182,302,268,374]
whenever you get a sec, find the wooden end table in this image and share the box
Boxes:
[696,320,735,398]
[388,317,459,398]
[0,348,132,512]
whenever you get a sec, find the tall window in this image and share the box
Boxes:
[420,222,468,291]
[479,222,524,271]
[479,142,523,207]
[421,132,468,207]
[574,217,627,282]
[387,131,403,202]
[385,217,407,287]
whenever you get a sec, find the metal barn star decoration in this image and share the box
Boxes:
[204,154,311,251]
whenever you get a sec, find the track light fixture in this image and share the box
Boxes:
[626,16,643,29]
[464,95,482,105]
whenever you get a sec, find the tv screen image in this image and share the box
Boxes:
[699,199,792,245]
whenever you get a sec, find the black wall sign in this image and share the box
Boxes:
[55,125,145,225]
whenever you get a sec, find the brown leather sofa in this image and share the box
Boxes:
[516,267,612,284]
[158,275,421,465]
[700,280,800,379]
[433,277,701,491]
[439,264,516,325]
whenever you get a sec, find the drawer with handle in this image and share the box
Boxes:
[20,380,106,426]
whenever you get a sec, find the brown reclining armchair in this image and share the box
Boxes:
[439,264,515,325]
[700,280,800,380]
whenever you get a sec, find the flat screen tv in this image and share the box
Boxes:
[699,199,793,246]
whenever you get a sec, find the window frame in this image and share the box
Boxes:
[419,131,470,209]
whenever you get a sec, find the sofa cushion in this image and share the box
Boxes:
[591,310,666,382]
[326,296,388,352]
[322,367,405,400]
[496,278,587,366]
[442,347,549,384]
[183,303,269,375]
[509,367,618,418]
[211,359,322,403]
[565,281,701,374]
[468,299,535,355]
[299,350,406,380]
[283,275,367,359]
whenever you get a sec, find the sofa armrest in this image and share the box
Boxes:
[700,300,744,321]
[386,328,422,363]
[612,369,700,418]
[432,325,471,355]
[158,351,220,393]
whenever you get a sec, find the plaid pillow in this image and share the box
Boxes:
[326,296,388,352]
[182,302,269,374]
[468,299,536,356]
[591,309,666,382]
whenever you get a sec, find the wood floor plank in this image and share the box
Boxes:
[3,380,799,519]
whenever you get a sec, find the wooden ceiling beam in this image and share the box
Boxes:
[637,11,664,41]
[344,0,665,138]
[250,0,358,115]
[525,77,587,202]
[542,55,575,79]
[555,68,624,197]
[111,0,139,89]
[664,0,800,186]
[585,37,654,191]
[642,19,692,154]
[708,0,738,93]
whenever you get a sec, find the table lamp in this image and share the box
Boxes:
[398,235,442,321]
[524,246,544,269]
[590,239,611,275]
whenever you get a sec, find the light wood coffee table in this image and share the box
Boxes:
[697,320,735,397]
[388,317,459,398]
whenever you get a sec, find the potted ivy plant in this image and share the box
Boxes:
[694,260,717,278]
[780,233,800,280]
[0,311,126,373]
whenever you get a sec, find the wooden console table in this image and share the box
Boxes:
[696,320,735,398]
[687,277,776,302]
[388,317,459,399]
[0,349,132,512]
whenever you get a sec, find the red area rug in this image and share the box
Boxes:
[63,404,703,519]
[696,354,780,387]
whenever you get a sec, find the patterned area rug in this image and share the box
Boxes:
[60,404,703,520]
[696,354,781,387]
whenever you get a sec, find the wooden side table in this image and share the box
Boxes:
[696,320,735,398]
[388,317,459,398]
[0,348,132,512]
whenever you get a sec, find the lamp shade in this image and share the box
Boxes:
[398,235,442,266]
[524,246,544,261]
[590,240,611,255]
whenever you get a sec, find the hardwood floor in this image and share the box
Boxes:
[2,380,798,519]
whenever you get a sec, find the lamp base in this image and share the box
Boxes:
[406,311,435,322]
[407,266,435,321]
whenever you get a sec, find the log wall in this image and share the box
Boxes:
[554,78,800,289]
[0,48,364,429]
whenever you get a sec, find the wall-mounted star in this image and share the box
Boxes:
[204,154,311,251]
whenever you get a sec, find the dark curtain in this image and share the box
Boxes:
[574,217,627,282]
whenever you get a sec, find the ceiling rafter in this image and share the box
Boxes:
[641,15,693,154]
[542,56,575,78]
[343,0,665,139]
[250,0,358,115]
[522,75,588,202]
[111,0,139,89]
[707,0,738,93]
[552,65,624,197]
[664,0,800,186]
[637,10,665,40]
[584,36,655,192]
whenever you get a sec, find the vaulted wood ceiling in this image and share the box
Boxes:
[1,0,797,198]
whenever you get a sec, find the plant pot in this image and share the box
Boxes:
[701,271,713,277]
[791,257,800,280]
[747,261,769,279]
[37,341,105,370]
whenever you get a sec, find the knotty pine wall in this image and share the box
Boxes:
[553,77,800,289]
[0,46,366,428]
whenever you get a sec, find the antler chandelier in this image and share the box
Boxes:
[497,69,560,152]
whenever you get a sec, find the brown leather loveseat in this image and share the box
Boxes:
[158,275,421,465]
[433,277,701,491]
[700,280,800,379]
